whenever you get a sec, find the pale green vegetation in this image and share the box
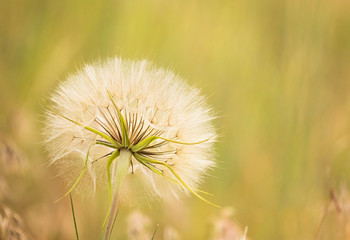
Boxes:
[0,0,350,239]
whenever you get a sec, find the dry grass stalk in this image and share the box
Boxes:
[126,210,182,240]
[163,226,180,240]
[0,205,28,240]
[126,210,152,240]
[0,137,29,239]
[0,176,8,201]
[0,138,26,171]
[211,207,248,240]
[316,186,350,240]
[330,186,350,239]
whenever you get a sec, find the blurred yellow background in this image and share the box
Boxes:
[1,0,350,239]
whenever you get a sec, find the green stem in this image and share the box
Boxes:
[103,149,131,240]
[107,150,120,202]
[70,194,79,240]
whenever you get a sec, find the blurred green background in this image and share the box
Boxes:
[1,0,350,239]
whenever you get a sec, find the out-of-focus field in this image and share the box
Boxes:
[1,0,350,239]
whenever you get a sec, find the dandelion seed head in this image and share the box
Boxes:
[44,57,216,203]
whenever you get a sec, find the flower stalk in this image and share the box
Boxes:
[104,148,131,240]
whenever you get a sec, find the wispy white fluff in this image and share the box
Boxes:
[44,57,216,203]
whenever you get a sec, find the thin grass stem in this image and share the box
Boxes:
[70,194,79,240]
